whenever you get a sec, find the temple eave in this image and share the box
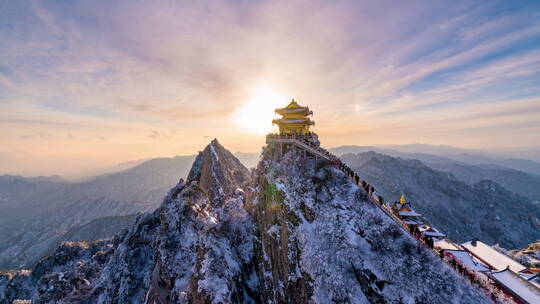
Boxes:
[272,119,315,125]
[275,108,311,116]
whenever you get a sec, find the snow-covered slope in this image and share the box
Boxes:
[341,152,540,249]
[0,140,489,303]
[251,149,488,303]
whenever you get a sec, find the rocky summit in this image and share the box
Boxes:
[0,140,489,303]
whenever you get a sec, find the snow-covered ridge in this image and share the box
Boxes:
[187,138,251,205]
[0,140,490,303]
[252,150,489,303]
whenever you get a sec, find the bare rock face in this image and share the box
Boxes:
[187,139,251,205]
[0,140,490,303]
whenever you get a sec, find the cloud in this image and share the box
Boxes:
[18,132,52,139]
[147,130,172,140]
[1,0,540,176]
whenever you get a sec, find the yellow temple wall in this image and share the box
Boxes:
[278,124,311,134]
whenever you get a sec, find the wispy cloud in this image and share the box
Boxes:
[1,0,540,176]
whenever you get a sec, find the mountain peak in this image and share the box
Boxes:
[0,140,492,303]
[186,139,250,204]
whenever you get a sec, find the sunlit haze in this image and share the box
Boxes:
[1,0,540,177]
[233,85,287,135]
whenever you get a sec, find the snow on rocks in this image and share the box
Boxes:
[253,151,491,303]
[0,140,492,304]
[1,139,255,303]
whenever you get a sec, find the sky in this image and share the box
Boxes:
[1,0,540,177]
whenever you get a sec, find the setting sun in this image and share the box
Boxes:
[233,85,289,134]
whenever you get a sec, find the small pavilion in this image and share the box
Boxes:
[391,195,422,220]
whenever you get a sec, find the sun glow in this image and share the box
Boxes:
[233,85,288,134]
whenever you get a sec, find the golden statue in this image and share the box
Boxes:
[400,194,406,205]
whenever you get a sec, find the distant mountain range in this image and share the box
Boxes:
[0,140,489,303]
[380,144,540,163]
[1,144,539,270]
[0,198,146,269]
[329,144,540,176]
[0,156,193,222]
[341,151,540,248]
[329,145,540,202]
[0,155,196,269]
[429,162,540,202]
[0,150,266,270]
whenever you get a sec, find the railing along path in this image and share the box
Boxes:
[267,134,506,303]
[266,134,339,163]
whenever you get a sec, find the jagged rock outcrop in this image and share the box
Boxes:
[187,139,251,204]
[0,140,490,303]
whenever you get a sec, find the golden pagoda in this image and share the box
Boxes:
[272,99,314,135]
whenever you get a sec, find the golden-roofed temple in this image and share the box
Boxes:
[272,99,314,135]
[266,100,338,164]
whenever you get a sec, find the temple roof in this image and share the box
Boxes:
[462,241,527,273]
[272,118,315,125]
[285,99,302,109]
[275,99,312,116]
[434,239,460,251]
[399,205,412,212]
[399,210,422,217]
[418,225,445,237]
[444,249,491,272]
[489,268,540,303]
